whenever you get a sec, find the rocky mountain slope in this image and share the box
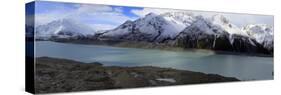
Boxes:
[97,12,273,55]
[242,24,273,52]
[35,18,96,39]
[173,15,272,54]
[100,12,196,42]
[31,12,273,55]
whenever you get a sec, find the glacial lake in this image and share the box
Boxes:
[35,41,273,80]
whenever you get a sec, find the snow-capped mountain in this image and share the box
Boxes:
[100,12,248,44]
[101,12,196,42]
[174,15,231,47]
[211,15,248,36]
[31,11,273,55]
[242,24,273,51]
[174,15,272,54]
[96,12,273,55]
[35,18,95,39]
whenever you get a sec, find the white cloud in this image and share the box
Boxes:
[35,12,71,26]
[191,11,273,27]
[33,3,273,30]
[76,4,137,29]
[90,24,116,30]
[77,4,114,14]
[114,7,124,13]
[131,8,183,17]
[34,4,136,30]
[131,8,273,27]
[223,14,273,27]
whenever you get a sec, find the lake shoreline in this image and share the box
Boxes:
[35,57,239,93]
[41,39,273,57]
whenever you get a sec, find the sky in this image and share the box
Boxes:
[26,1,274,30]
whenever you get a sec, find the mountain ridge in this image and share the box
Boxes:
[35,18,96,39]
[32,12,274,55]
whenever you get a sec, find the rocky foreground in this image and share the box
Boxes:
[35,57,239,93]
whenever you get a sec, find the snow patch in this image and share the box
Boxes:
[156,78,176,83]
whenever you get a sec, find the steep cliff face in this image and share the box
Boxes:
[242,24,273,53]
[95,12,273,55]
[173,15,272,55]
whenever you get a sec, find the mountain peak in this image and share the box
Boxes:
[123,20,133,24]
[242,24,273,40]
[102,11,198,42]
[243,24,273,33]
[161,11,194,17]
[212,14,229,25]
[145,12,158,17]
[211,14,248,36]
[35,18,95,39]
[242,24,273,50]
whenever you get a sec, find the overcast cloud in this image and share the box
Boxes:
[31,1,273,30]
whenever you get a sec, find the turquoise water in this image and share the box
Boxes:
[35,41,273,80]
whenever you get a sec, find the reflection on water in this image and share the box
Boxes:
[35,41,273,80]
